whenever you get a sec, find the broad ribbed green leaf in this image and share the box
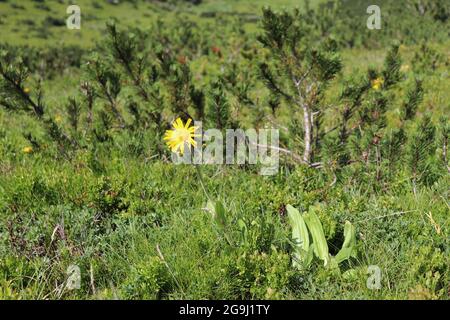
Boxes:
[286,205,310,269]
[215,200,227,227]
[304,208,329,266]
[335,220,356,264]
[207,200,227,228]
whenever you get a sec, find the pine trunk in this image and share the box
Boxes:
[302,104,312,163]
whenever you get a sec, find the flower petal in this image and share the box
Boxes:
[185,118,192,129]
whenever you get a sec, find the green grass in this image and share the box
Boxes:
[0,0,323,47]
[0,157,448,299]
[1,0,161,47]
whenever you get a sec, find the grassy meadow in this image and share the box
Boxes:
[0,0,449,300]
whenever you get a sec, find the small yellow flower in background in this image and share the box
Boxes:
[371,77,384,90]
[23,146,33,154]
[400,64,410,72]
[55,115,62,123]
[23,87,30,94]
[163,117,199,155]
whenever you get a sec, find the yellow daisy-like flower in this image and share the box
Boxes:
[23,146,33,154]
[163,117,199,155]
[371,77,384,90]
[23,87,30,94]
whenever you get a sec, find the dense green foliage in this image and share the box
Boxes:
[0,0,448,299]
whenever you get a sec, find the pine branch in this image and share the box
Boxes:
[207,79,230,130]
[382,44,402,89]
[401,79,424,121]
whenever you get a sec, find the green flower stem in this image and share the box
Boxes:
[195,164,210,201]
